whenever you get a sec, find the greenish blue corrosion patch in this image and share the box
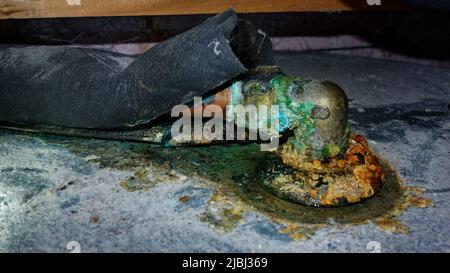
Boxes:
[229,81,244,105]
[226,81,244,122]
[270,74,316,152]
[277,111,289,132]
[224,74,317,153]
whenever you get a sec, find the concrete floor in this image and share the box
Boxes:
[0,52,449,252]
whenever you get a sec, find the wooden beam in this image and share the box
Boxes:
[0,0,406,20]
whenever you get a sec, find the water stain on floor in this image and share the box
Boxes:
[16,133,433,240]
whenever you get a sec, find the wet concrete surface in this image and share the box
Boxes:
[0,52,449,252]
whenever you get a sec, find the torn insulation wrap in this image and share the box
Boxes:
[0,9,273,129]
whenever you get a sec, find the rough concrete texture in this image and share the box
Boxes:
[0,52,449,252]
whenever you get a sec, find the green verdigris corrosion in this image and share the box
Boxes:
[270,74,316,154]
[227,73,317,156]
[321,143,341,159]
[162,70,339,161]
